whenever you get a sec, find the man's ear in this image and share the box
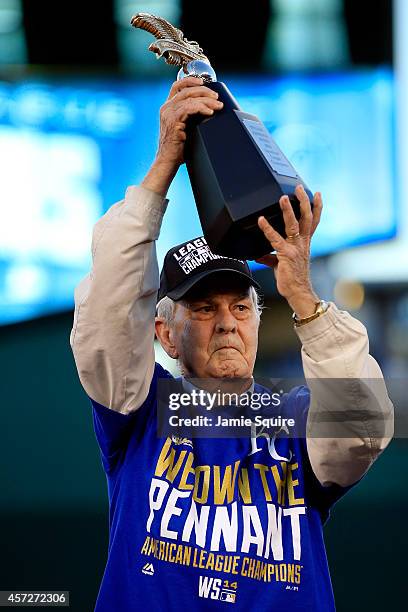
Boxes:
[155,318,179,359]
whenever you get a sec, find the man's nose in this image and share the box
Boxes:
[215,308,237,333]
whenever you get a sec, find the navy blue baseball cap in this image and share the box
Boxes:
[158,236,260,302]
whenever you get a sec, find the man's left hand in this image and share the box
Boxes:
[256,184,323,318]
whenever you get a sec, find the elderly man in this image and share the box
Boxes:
[71,78,393,611]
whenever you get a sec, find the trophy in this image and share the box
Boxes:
[131,13,313,260]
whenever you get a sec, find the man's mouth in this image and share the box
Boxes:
[214,346,240,353]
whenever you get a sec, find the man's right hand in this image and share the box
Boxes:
[142,77,223,197]
[157,77,223,168]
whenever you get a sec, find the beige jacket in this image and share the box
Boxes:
[70,185,394,488]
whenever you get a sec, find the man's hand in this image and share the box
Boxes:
[157,77,223,168]
[142,77,223,197]
[256,185,323,319]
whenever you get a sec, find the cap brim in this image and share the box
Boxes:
[167,268,261,301]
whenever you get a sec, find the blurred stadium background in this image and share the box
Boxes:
[0,1,406,610]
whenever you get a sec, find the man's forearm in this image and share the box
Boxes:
[70,185,168,414]
[141,157,179,198]
[296,303,394,487]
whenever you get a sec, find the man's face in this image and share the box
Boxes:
[169,274,259,379]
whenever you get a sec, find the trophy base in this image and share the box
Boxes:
[185,82,313,260]
[208,196,303,261]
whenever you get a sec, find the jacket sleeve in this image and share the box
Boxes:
[295,302,394,488]
[70,185,168,415]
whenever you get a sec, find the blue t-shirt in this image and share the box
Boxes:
[90,363,353,611]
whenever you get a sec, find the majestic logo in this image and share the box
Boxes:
[142,562,155,576]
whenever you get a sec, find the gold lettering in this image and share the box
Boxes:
[206,553,215,570]
[287,462,305,506]
[214,461,240,505]
[287,563,295,583]
[241,557,249,576]
[254,464,272,501]
[175,545,184,564]
[168,543,176,563]
[154,438,186,483]
[279,563,287,581]
[254,560,262,580]
[215,554,224,572]
[183,545,191,566]
[238,468,252,504]
[140,536,150,555]
[150,538,158,557]
[199,549,207,568]
[271,462,287,505]
[179,451,194,490]
[193,466,210,503]
[295,565,301,584]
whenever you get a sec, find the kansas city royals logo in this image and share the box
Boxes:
[249,423,293,462]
